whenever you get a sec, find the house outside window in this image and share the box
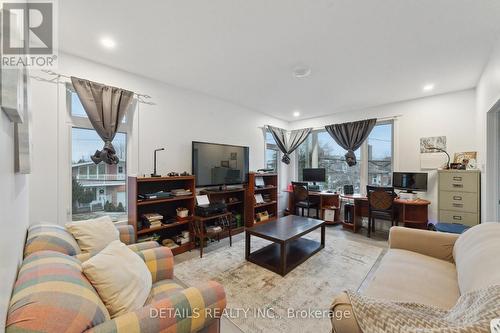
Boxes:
[69,87,129,221]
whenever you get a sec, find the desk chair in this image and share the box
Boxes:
[292,182,320,218]
[366,185,397,237]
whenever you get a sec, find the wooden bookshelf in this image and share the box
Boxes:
[246,173,278,227]
[128,176,196,255]
[199,188,246,235]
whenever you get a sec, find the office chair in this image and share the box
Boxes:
[291,182,320,218]
[366,185,397,237]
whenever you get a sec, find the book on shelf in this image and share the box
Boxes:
[138,191,172,200]
[150,221,162,228]
[142,213,163,221]
[171,189,192,197]
[255,176,265,188]
[254,194,265,204]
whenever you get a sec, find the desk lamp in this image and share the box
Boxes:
[425,146,450,169]
[151,148,165,177]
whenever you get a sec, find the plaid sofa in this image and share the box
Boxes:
[6,246,226,333]
[24,223,159,261]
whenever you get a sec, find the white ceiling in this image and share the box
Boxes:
[59,0,500,121]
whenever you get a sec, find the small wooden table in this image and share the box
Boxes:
[193,212,232,258]
[245,215,325,276]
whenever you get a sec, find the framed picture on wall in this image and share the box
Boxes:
[453,152,477,170]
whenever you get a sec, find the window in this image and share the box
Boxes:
[368,122,393,186]
[297,121,393,193]
[69,88,129,222]
[298,131,362,193]
[265,131,280,172]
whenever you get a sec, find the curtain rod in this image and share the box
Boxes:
[307,114,402,131]
[259,114,402,131]
[30,70,156,105]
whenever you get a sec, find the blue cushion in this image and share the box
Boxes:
[435,222,470,234]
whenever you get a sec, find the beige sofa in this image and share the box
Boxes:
[331,223,500,333]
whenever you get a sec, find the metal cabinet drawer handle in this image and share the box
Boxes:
[453,196,463,201]
[452,176,462,181]
[452,184,463,188]
[453,215,462,220]
[452,203,463,208]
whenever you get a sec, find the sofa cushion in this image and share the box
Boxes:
[364,249,460,309]
[6,251,110,332]
[25,223,81,257]
[453,222,500,294]
[66,216,119,253]
[82,240,152,318]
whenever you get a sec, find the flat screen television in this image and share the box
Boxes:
[192,141,249,187]
[392,172,428,192]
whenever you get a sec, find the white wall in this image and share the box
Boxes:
[476,37,500,222]
[289,89,478,222]
[0,112,30,326]
[29,53,289,225]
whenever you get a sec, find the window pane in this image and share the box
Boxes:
[72,128,127,221]
[265,131,279,172]
[297,134,314,178]
[317,131,361,193]
[265,148,278,172]
[265,131,275,144]
[71,93,88,117]
[368,123,393,186]
[297,131,362,193]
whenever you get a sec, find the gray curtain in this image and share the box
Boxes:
[325,118,377,166]
[71,77,135,165]
[267,125,311,164]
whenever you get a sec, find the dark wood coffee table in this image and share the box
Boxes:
[245,215,325,276]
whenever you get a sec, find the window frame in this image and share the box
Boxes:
[66,83,133,221]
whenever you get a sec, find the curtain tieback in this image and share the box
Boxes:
[345,150,357,167]
[91,141,119,165]
[281,154,291,165]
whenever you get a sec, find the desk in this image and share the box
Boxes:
[285,190,341,224]
[341,194,431,232]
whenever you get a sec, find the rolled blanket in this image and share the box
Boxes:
[345,284,500,333]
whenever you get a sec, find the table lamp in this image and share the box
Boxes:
[151,148,165,177]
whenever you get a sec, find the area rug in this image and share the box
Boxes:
[174,229,384,333]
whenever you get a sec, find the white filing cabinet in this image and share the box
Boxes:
[438,170,481,226]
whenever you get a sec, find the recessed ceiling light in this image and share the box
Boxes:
[100,37,116,49]
[423,83,435,92]
[293,111,300,117]
[293,66,311,78]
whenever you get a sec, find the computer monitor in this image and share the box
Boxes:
[392,172,428,193]
[303,168,326,184]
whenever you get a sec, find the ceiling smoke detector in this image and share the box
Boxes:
[293,66,311,78]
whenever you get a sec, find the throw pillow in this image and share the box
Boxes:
[82,240,152,318]
[66,216,119,253]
